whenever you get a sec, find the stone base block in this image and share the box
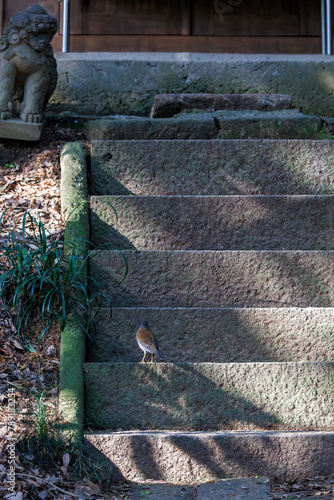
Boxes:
[0,119,45,141]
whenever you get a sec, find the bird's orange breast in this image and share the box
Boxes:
[137,328,156,348]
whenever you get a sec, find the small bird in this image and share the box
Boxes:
[136,319,167,363]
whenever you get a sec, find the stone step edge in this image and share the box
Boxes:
[94,249,334,254]
[84,113,326,141]
[84,430,334,482]
[85,361,332,366]
[85,429,334,436]
[104,306,334,310]
[91,138,334,143]
[91,194,334,199]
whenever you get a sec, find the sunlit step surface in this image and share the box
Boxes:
[91,140,334,196]
[88,307,334,363]
[84,361,334,431]
[85,430,334,482]
[90,195,334,251]
[90,250,334,308]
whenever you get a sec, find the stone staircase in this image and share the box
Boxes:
[83,95,334,482]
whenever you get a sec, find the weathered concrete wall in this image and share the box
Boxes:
[51,53,334,117]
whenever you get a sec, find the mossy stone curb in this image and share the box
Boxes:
[59,142,88,444]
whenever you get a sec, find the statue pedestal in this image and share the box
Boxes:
[0,119,45,141]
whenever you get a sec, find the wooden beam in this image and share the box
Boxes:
[51,34,323,55]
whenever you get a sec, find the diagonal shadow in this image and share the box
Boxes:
[86,103,334,481]
[90,139,334,197]
[87,307,334,364]
[89,194,334,251]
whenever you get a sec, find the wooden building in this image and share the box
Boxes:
[0,0,327,54]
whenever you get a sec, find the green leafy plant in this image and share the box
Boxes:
[0,208,127,351]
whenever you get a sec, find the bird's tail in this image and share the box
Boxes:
[155,350,167,360]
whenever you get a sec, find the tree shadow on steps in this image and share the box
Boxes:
[84,362,282,432]
[90,195,334,251]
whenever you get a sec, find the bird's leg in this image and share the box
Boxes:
[141,352,147,363]
[151,353,155,363]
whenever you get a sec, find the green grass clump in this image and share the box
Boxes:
[17,391,109,486]
[0,209,127,351]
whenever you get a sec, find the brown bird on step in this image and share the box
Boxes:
[136,319,167,363]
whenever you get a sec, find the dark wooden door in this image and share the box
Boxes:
[0,0,323,53]
[82,0,190,35]
[194,0,299,36]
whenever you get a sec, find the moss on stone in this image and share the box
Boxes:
[59,142,88,445]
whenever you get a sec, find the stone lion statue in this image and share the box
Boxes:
[0,4,58,123]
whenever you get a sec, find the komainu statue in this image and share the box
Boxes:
[0,4,58,123]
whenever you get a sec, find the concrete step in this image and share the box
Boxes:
[84,111,325,141]
[84,430,334,482]
[84,361,333,431]
[90,250,334,308]
[84,117,218,140]
[88,307,334,363]
[150,93,293,118]
[90,195,334,251]
[215,110,323,139]
[90,140,334,196]
[130,478,272,500]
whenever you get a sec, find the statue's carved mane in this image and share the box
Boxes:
[0,4,57,58]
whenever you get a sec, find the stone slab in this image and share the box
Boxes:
[196,477,271,500]
[90,250,334,308]
[83,117,218,140]
[0,119,45,141]
[90,195,334,251]
[90,140,334,196]
[84,362,334,430]
[131,483,194,499]
[84,430,334,481]
[52,54,334,116]
[84,113,326,141]
[87,307,334,363]
[130,478,272,500]
[215,111,323,139]
[150,93,293,118]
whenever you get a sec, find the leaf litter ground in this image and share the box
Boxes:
[0,122,132,499]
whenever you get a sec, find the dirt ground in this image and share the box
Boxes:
[0,121,333,499]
